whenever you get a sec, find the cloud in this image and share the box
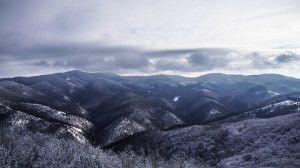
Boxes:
[2,38,299,76]
[33,60,52,67]
[251,52,276,69]
[153,49,231,72]
[145,49,202,57]
[275,51,299,63]
[0,30,300,77]
[0,37,235,74]
[188,53,229,71]
[1,0,300,77]
[114,56,150,69]
[6,42,150,72]
[155,58,190,71]
[250,51,300,70]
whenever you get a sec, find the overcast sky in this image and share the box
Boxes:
[0,0,300,78]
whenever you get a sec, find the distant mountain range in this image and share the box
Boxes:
[1,70,300,147]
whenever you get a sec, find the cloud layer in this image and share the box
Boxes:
[0,0,300,77]
[1,39,299,77]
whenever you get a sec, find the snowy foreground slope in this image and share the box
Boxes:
[108,112,300,167]
[0,103,93,143]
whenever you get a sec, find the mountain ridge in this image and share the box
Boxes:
[1,70,300,147]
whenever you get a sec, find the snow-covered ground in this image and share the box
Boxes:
[261,100,300,112]
[118,112,300,167]
[0,103,90,143]
[101,117,146,146]
[173,96,180,102]
[268,90,279,96]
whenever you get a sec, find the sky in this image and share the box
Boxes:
[0,0,300,78]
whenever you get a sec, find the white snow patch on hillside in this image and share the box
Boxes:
[102,117,146,146]
[261,100,300,112]
[179,81,196,86]
[210,108,221,115]
[66,77,70,81]
[64,96,69,100]
[268,90,279,96]
[173,96,180,102]
[57,111,66,115]
[79,106,88,115]
[67,127,86,143]
[68,82,76,87]
[202,89,210,92]
[20,103,94,132]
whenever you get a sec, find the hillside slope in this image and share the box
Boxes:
[107,112,300,167]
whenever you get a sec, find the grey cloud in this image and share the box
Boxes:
[0,37,233,73]
[252,60,275,69]
[0,0,270,75]
[33,60,52,67]
[155,49,230,72]
[52,61,67,68]
[20,44,149,71]
[146,49,202,57]
[155,58,190,71]
[251,51,299,69]
[188,52,229,71]
[114,56,149,69]
[1,37,298,76]
[251,52,276,69]
[27,43,139,59]
[0,41,140,62]
[53,59,93,69]
[146,48,229,58]
[275,51,299,63]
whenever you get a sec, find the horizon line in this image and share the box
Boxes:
[1,69,298,79]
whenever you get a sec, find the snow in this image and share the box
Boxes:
[68,82,76,87]
[19,103,94,132]
[57,111,66,115]
[78,106,88,115]
[67,127,86,143]
[66,77,70,81]
[261,100,300,112]
[179,81,196,86]
[201,89,210,92]
[215,100,300,124]
[148,91,151,93]
[63,96,69,100]
[173,96,180,102]
[102,117,146,146]
[145,112,300,167]
[268,90,279,96]
[67,81,77,93]
[16,118,28,126]
[209,108,221,115]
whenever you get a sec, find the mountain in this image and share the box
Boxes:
[1,70,300,147]
[106,112,300,167]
